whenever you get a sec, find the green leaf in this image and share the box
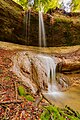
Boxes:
[25,95,34,102]
[18,85,26,96]
[72,0,80,12]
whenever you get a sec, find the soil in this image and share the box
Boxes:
[0,48,46,120]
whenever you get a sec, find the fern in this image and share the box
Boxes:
[40,105,80,120]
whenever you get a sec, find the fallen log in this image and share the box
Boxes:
[57,48,80,73]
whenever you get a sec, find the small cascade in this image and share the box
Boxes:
[39,6,46,47]
[37,54,58,93]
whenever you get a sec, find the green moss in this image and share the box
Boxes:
[4,76,10,81]
[18,85,34,101]
[0,69,3,74]
[53,25,59,32]
[55,18,63,23]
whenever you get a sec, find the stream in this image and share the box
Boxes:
[0,41,80,113]
[44,85,80,112]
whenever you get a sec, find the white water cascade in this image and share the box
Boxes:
[39,7,46,47]
[38,54,58,93]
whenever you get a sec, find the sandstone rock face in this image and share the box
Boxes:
[10,46,80,94]
[11,51,49,94]
[0,0,25,44]
[0,41,80,94]
[0,0,80,47]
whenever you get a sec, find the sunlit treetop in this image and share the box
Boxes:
[13,0,80,12]
[72,0,80,12]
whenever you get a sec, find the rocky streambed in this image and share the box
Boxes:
[0,41,80,113]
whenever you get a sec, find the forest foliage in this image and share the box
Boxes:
[13,0,80,12]
[72,0,80,12]
[41,105,80,120]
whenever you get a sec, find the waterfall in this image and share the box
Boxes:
[39,7,46,47]
[25,10,31,44]
[38,54,58,93]
[25,0,34,44]
[24,1,46,47]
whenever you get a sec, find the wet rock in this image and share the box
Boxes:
[11,51,49,94]
[56,73,70,91]
[9,44,80,94]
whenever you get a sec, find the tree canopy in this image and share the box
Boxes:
[72,0,80,12]
[13,0,80,12]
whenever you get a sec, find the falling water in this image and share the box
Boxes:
[25,10,31,44]
[39,6,46,47]
[25,0,34,44]
[38,54,58,93]
[25,1,46,47]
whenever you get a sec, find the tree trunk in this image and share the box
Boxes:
[56,48,80,73]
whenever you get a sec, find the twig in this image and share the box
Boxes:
[34,95,43,107]
[12,111,19,120]
[4,107,10,119]
[41,92,53,105]
[0,100,23,105]
[50,114,54,120]
[35,92,53,107]
[0,92,6,95]
[14,81,18,100]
